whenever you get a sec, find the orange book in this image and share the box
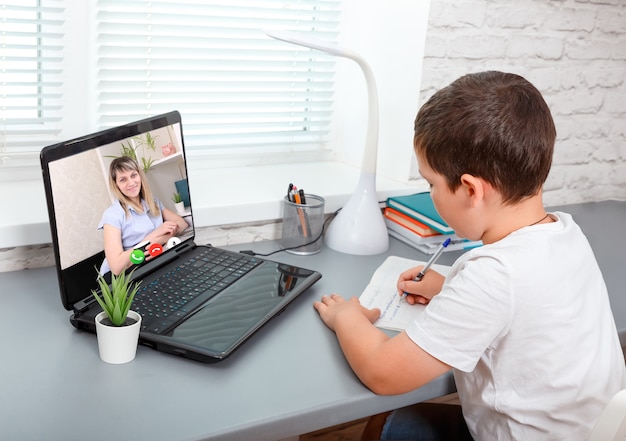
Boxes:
[383,207,440,237]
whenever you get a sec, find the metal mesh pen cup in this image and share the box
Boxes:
[280,194,325,255]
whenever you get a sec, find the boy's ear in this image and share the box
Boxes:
[459,173,485,207]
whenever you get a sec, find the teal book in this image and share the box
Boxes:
[386,192,453,234]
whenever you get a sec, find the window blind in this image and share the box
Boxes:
[0,0,64,164]
[96,0,341,156]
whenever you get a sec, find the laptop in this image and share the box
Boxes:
[40,111,322,363]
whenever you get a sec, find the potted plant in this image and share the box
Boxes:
[172,192,185,215]
[116,132,158,172]
[92,270,143,364]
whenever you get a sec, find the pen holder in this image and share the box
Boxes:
[281,194,325,255]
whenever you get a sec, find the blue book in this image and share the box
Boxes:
[386,192,453,234]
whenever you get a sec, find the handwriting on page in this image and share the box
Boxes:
[377,288,424,331]
[380,289,404,321]
[358,256,451,331]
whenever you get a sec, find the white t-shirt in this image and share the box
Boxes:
[406,212,626,441]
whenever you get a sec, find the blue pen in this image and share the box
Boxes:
[401,237,451,301]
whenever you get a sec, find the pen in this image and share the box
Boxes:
[293,189,302,205]
[299,189,312,236]
[401,237,451,301]
[287,183,294,202]
[293,189,310,237]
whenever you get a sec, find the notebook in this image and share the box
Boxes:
[386,192,453,234]
[40,111,322,363]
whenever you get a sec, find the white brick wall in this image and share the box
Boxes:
[419,0,626,206]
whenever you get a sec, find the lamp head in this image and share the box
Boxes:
[264,30,359,60]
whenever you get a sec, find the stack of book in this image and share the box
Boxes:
[384,192,482,254]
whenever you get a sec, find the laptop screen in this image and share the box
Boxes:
[41,111,194,310]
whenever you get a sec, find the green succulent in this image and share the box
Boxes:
[92,269,142,327]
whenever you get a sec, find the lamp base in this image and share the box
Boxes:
[324,171,389,255]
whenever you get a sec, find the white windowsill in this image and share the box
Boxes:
[1,161,423,249]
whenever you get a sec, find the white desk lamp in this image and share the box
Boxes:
[266,30,389,255]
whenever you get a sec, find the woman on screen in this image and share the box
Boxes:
[98,156,188,275]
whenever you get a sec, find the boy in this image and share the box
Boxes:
[313,71,626,440]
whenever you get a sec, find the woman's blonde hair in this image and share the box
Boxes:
[108,156,160,218]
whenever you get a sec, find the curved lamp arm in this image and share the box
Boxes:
[265,30,378,174]
[266,30,388,255]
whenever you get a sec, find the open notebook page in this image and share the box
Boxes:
[359,255,451,331]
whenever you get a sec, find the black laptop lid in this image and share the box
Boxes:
[41,111,193,310]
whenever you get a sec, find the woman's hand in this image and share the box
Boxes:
[162,207,189,236]
[396,267,445,305]
[156,220,179,237]
[146,221,179,245]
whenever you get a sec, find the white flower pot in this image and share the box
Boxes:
[95,310,142,364]
[174,201,185,215]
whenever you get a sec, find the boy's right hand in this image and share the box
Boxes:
[397,267,445,305]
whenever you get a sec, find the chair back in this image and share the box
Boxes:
[589,389,626,441]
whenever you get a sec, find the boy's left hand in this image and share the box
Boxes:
[313,294,380,332]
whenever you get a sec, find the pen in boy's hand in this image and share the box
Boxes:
[400,237,451,302]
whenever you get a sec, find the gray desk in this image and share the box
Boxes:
[0,201,624,441]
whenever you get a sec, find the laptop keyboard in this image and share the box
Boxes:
[133,247,262,334]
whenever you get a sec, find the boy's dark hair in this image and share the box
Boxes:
[414,71,556,204]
